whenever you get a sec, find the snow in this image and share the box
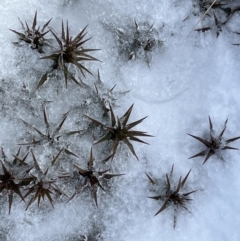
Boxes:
[0,0,240,240]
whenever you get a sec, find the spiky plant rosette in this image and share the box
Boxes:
[10,11,52,53]
[19,103,79,157]
[38,21,100,88]
[0,148,34,214]
[23,150,68,210]
[147,165,197,228]
[187,116,240,164]
[69,148,124,207]
[85,104,152,160]
[103,18,163,65]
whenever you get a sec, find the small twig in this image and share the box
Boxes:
[187,0,217,38]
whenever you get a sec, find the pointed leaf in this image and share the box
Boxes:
[145,173,155,185]
[222,146,239,150]
[51,149,63,166]
[1,161,9,176]
[101,154,113,163]
[8,191,13,214]
[73,164,88,176]
[36,72,48,89]
[175,177,182,193]
[187,133,211,147]
[102,173,124,179]
[64,148,79,157]
[181,169,191,188]
[122,138,139,160]
[72,25,88,43]
[31,150,41,171]
[88,148,94,168]
[202,149,215,165]
[122,104,134,126]
[183,190,198,196]
[92,185,98,207]
[226,136,240,144]
[125,116,148,130]
[219,118,228,138]
[154,200,168,216]
[42,104,50,129]
[49,28,62,48]
[166,174,171,192]
[41,17,52,32]
[32,11,37,30]
[188,150,207,159]
[45,191,54,208]
[53,110,71,135]
[148,195,162,200]
[93,132,112,145]
[109,105,116,127]
[61,20,65,42]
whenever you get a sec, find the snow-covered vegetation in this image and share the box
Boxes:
[0,0,240,240]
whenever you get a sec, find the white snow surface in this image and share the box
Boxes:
[0,0,240,240]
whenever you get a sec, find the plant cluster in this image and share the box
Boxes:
[1,6,239,238]
[5,13,153,219]
[144,116,240,228]
[11,12,99,89]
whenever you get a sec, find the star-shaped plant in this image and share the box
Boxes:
[148,165,197,228]
[0,148,36,214]
[70,148,124,207]
[104,19,163,65]
[0,161,25,214]
[85,104,152,160]
[1,147,34,184]
[10,11,52,53]
[1,147,28,168]
[187,116,240,164]
[19,103,77,157]
[38,21,100,88]
[0,148,35,214]
[24,150,68,210]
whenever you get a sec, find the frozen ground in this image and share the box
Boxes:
[0,0,240,240]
